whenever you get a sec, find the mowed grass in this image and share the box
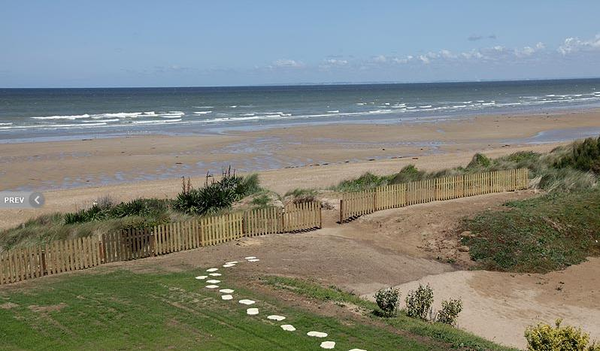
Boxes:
[1,269,447,351]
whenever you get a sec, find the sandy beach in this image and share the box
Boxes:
[2,109,600,229]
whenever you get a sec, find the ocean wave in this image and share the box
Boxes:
[193,106,214,109]
[0,122,12,126]
[132,119,182,124]
[327,110,339,113]
[31,114,90,120]
[193,111,212,115]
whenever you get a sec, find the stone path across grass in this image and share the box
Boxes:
[199,257,368,350]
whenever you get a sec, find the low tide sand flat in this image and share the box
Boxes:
[239,299,255,305]
[246,308,259,315]
[195,276,207,280]
[320,341,335,349]
[221,295,233,301]
[206,268,219,272]
[205,285,219,289]
[209,273,221,277]
[267,315,286,321]
[219,289,234,294]
[206,279,220,284]
[307,331,328,338]
[281,325,296,332]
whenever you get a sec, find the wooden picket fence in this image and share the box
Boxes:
[339,168,529,222]
[0,202,322,285]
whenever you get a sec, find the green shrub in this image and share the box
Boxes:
[555,136,600,174]
[436,298,463,326]
[251,194,271,207]
[64,198,169,225]
[390,165,425,184]
[525,319,600,351]
[335,172,390,192]
[285,188,318,203]
[173,171,261,215]
[374,287,400,317]
[467,153,492,169]
[405,284,434,320]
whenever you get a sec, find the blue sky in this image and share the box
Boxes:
[1,0,600,87]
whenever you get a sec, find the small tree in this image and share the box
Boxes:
[525,319,600,351]
[405,284,434,320]
[436,298,463,326]
[374,287,400,317]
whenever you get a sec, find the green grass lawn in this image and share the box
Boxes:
[0,268,471,351]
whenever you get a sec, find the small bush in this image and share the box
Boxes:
[525,319,600,351]
[251,194,271,207]
[390,165,425,184]
[335,172,389,192]
[405,284,434,320]
[374,287,400,317]
[555,136,600,174]
[436,298,463,326]
[173,170,261,215]
[467,153,492,169]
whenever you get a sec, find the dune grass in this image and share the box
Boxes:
[331,136,600,193]
[462,188,600,273]
[0,269,473,351]
[0,172,262,251]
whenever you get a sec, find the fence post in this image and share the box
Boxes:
[40,248,47,277]
[339,199,344,223]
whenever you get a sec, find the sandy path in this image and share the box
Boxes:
[366,260,600,349]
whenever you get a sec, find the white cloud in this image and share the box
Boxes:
[324,59,348,66]
[372,55,388,63]
[558,34,600,55]
[515,42,545,57]
[270,59,305,69]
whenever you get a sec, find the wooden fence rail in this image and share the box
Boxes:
[0,202,322,285]
[340,168,529,222]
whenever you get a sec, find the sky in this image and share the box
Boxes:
[1,0,600,88]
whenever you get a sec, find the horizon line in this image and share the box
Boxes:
[2,76,600,90]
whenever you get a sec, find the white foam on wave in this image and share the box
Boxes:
[193,111,212,115]
[0,122,12,126]
[31,114,90,120]
[327,110,339,113]
[132,119,182,124]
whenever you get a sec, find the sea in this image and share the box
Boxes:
[1,78,600,143]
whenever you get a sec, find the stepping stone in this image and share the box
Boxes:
[205,285,219,289]
[281,324,296,332]
[248,259,260,262]
[206,268,219,272]
[206,280,220,284]
[267,315,286,321]
[225,261,238,264]
[239,299,255,305]
[244,256,256,260]
[209,273,221,277]
[246,308,259,315]
[219,289,234,294]
[223,264,236,268]
[307,331,328,338]
[320,341,335,349]
[221,295,233,301]
[195,276,207,280]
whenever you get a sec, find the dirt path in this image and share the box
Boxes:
[368,260,600,349]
